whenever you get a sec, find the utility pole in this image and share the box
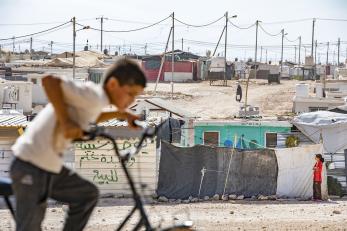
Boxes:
[12,37,15,54]
[326,42,329,65]
[49,41,53,56]
[154,27,173,93]
[72,17,76,79]
[181,38,183,51]
[260,46,263,63]
[314,40,317,79]
[265,49,268,64]
[311,18,316,58]
[171,12,175,100]
[224,11,228,86]
[314,40,317,65]
[281,29,285,74]
[144,43,147,55]
[96,16,108,52]
[337,38,341,67]
[294,46,297,63]
[298,36,301,65]
[304,46,307,58]
[30,37,33,60]
[254,20,259,79]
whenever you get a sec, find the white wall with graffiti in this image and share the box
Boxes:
[75,138,157,195]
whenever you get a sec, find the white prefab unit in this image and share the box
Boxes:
[280,66,290,78]
[268,65,280,75]
[0,81,32,113]
[305,56,314,66]
[209,57,225,72]
[315,83,324,98]
[292,96,344,113]
[295,83,309,97]
[235,61,246,72]
[32,85,48,105]
[316,66,326,76]
[164,72,193,82]
[335,68,347,80]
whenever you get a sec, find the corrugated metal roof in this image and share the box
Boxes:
[98,119,128,127]
[0,114,28,127]
[144,98,196,118]
[0,114,155,128]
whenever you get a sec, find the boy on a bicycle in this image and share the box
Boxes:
[10,59,147,231]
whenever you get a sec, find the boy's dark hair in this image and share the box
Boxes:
[103,59,147,87]
[315,154,325,163]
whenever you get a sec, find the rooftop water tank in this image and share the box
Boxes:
[296,83,309,97]
[316,83,323,98]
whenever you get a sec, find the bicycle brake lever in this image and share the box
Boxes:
[73,126,104,142]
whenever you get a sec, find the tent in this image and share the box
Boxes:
[158,141,327,199]
[275,144,328,199]
[47,50,106,68]
[293,111,347,154]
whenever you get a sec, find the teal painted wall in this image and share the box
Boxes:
[194,124,291,149]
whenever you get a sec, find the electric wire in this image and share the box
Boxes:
[0,21,71,41]
[262,18,312,25]
[174,15,225,28]
[77,15,171,33]
[229,21,256,30]
[258,23,282,37]
[284,36,300,43]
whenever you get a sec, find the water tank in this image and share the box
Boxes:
[316,83,323,98]
[296,83,309,97]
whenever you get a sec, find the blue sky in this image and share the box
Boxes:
[1,0,347,63]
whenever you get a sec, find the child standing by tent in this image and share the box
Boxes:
[313,154,324,200]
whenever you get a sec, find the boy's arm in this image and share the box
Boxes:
[42,75,83,139]
[97,111,139,128]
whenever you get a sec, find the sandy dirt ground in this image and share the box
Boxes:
[144,79,304,119]
[1,198,347,231]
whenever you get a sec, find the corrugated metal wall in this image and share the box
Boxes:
[74,138,157,196]
[142,61,195,82]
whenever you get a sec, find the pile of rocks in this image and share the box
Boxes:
[155,194,280,204]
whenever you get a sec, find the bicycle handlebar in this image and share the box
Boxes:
[74,120,164,160]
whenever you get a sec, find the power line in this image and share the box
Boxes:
[229,21,256,30]
[77,15,171,33]
[174,15,225,28]
[262,18,312,25]
[0,21,71,41]
[284,35,299,43]
[316,18,347,22]
[258,24,282,37]
[0,18,93,26]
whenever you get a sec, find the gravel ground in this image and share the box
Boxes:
[1,198,347,231]
[144,79,300,119]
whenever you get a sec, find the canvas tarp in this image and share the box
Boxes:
[275,144,328,199]
[47,51,106,68]
[157,141,278,199]
[293,111,347,153]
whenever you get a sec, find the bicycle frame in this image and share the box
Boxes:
[79,124,160,231]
